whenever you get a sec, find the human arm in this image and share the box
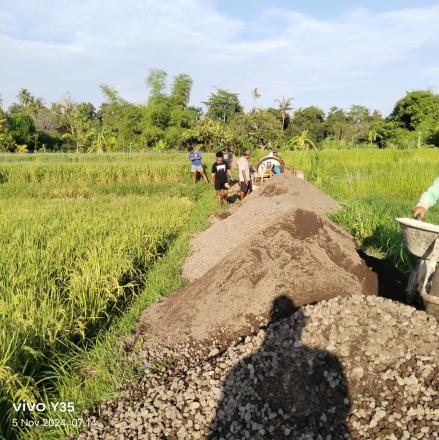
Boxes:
[240,166,248,183]
[238,159,250,184]
[412,206,427,219]
[413,176,439,218]
[211,163,216,184]
[226,163,232,180]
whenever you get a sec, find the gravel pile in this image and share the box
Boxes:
[75,295,439,439]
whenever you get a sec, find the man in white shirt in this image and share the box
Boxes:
[237,150,252,201]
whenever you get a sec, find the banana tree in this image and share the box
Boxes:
[288,130,316,150]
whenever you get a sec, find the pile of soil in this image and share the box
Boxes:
[73,174,437,439]
[183,174,340,281]
[76,296,439,440]
[138,208,377,349]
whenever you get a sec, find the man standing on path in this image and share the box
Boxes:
[188,145,208,184]
[211,151,232,207]
[237,149,252,201]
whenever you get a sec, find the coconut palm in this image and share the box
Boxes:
[17,89,33,107]
[275,96,293,130]
[251,88,261,110]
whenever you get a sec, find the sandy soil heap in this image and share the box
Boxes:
[77,296,439,440]
[139,175,377,349]
[183,174,340,281]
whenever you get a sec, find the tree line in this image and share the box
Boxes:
[1,69,438,153]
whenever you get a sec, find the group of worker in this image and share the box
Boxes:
[189,143,439,218]
[188,145,254,207]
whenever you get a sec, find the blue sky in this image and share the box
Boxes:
[217,0,439,20]
[1,1,438,116]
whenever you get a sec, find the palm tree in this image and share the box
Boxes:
[289,130,316,150]
[275,97,293,130]
[251,88,261,110]
[17,88,33,107]
[18,90,45,125]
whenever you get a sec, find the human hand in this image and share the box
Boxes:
[412,206,426,220]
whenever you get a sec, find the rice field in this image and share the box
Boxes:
[1,149,439,439]
[0,153,216,439]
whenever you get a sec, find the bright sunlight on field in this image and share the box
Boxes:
[0,152,217,438]
[1,149,439,439]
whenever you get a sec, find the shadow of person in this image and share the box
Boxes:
[208,296,352,439]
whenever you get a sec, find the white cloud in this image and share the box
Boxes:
[0,1,438,114]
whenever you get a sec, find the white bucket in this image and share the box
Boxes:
[396,217,439,258]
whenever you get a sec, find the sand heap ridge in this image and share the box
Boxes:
[139,174,376,349]
[183,174,340,281]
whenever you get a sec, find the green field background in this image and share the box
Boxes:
[0,148,438,439]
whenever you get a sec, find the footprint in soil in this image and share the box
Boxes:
[208,296,352,440]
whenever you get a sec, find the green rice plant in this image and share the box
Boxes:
[308,151,322,184]
[25,180,218,440]
[0,152,220,438]
[0,162,188,185]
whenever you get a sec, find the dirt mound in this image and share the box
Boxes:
[138,209,377,349]
[72,176,438,440]
[183,174,340,281]
[76,296,439,440]
[258,173,309,197]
